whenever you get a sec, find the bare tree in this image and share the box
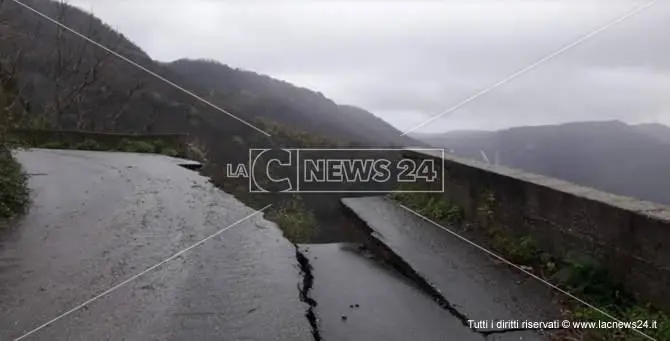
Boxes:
[0,5,31,132]
[143,93,161,134]
[81,78,143,131]
[42,1,111,128]
[0,64,29,145]
[1,0,144,131]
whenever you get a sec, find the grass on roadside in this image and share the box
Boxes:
[391,192,463,224]
[390,191,670,341]
[0,147,29,220]
[33,138,180,157]
[266,196,318,243]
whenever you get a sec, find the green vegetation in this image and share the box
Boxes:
[390,190,670,341]
[564,261,670,340]
[253,117,347,148]
[391,192,463,224]
[573,305,670,341]
[266,196,318,243]
[24,135,183,157]
[39,140,68,149]
[116,139,155,153]
[552,253,670,340]
[74,139,104,151]
[0,71,29,222]
[160,148,179,157]
[0,148,29,221]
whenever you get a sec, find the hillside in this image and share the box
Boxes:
[0,0,416,146]
[0,0,421,240]
[412,121,670,205]
[632,123,670,145]
[166,59,420,147]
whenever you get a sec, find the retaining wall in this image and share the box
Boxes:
[404,149,670,311]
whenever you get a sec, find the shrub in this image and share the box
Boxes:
[40,141,69,149]
[118,139,155,153]
[391,192,463,224]
[151,139,166,153]
[0,148,29,220]
[505,236,542,265]
[160,148,179,157]
[74,139,103,151]
[268,197,317,242]
[553,255,633,309]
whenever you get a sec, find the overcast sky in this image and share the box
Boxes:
[66,0,669,133]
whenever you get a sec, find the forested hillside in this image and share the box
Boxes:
[0,0,417,145]
[166,59,421,147]
[0,0,419,240]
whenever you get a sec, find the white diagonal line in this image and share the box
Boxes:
[13,204,272,341]
[400,0,658,136]
[9,0,271,137]
[399,203,657,341]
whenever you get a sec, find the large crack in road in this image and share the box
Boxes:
[2,149,566,341]
[296,246,322,341]
[340,196,567,341]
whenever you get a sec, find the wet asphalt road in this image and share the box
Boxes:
[299,243,479,341]
[342,196,565,341]
[1,149,570,341]
[0,149,311,341]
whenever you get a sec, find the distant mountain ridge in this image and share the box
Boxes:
[412,121,670,205]
[632,123,670,145]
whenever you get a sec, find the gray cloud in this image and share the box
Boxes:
[68,0,670,132]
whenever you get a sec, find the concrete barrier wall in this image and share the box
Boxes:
[403,149,670,311]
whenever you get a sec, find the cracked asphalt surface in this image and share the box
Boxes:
[0,149,569,341]
[299,243,477,341]
[0,149,311,341]
[342,196,567,341]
